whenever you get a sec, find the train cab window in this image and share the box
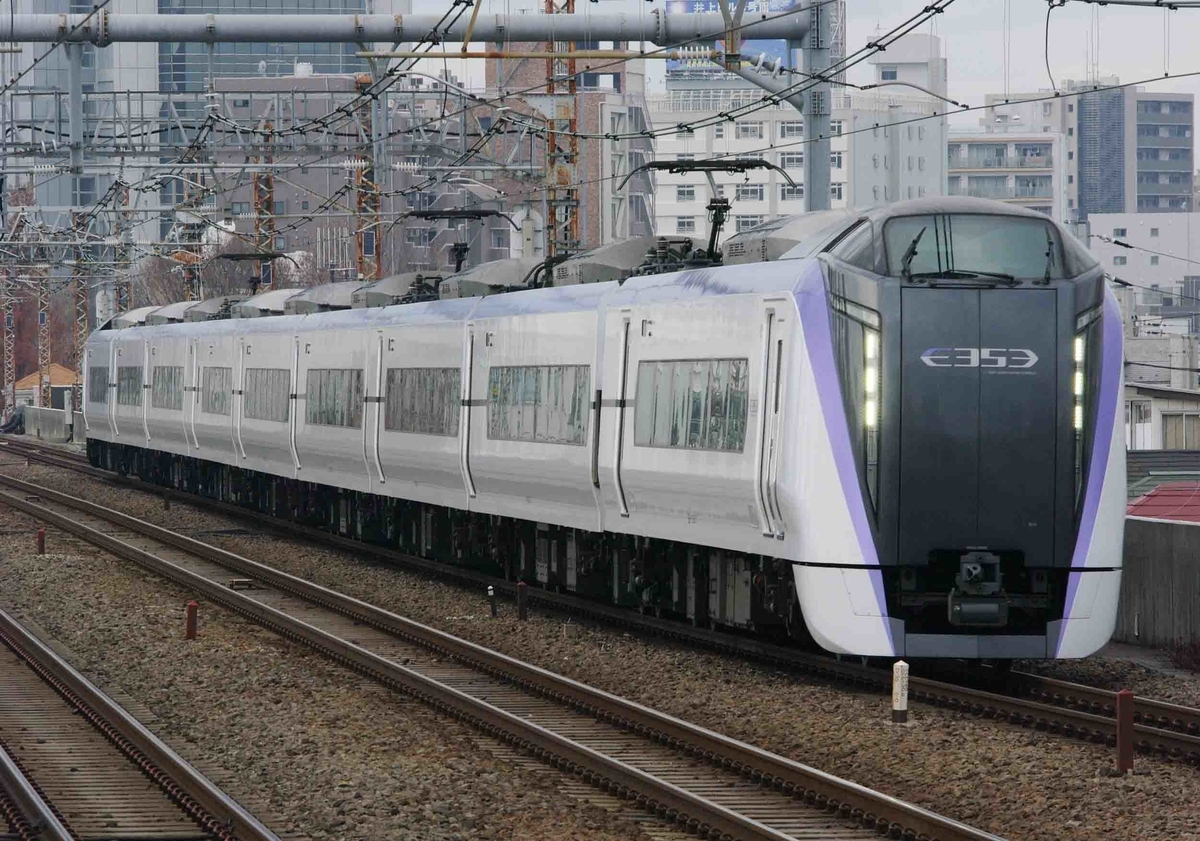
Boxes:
[385,367,460,436]
[202,367,233,416]
[633,359,749,452]
[116,366,143,407]
[88,366,108,404]
[306,369,364,428]
[244,368,290,423]
[884,214,1065,279]
[825,219,876,271]
[151,366,184,411]
[487,365,590,445]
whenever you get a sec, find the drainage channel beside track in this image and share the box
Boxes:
[0,467,1003,841]
[0,605,280,841]
[6,437,1200,768]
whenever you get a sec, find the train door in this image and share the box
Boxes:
[367,330,387,485]
[186,338,200,451]
[459,323,477,499]
[106,340,118,438]
[756,302,788,539]
[611,311,632,518]
[141,341,151,443]
[288,335,301,472]
[234,337,247,460]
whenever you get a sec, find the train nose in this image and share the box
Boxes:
[895,285,1059,636]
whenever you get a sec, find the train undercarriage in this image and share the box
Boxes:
[89,439,810,644]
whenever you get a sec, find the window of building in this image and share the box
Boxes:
[714,124,724,139]
[677,216,696,233]
[116,366,142,407]
[1068,151,1073,160]
[735,215,764,232]
[831,151,843,169]
[880,67,898,81]
[780,184,804,202]
[831,120,843,136]
[735,121,764,140]
[675,125,693,138]
[1068,175,1073,184]
[87,366,108,405]
[1163,414,1200,449]
[385,368,460,436]
[633,359,749,452]
[274,235,286,251]
[1068,127,1073,136]
[1068,198,1074,208]
[1151,256,1160,265]
[1127,401,1152,450]
[1114,228,1127,237]
[487,365,590,445]
[779,152,804,169]
[676,153,694,162]
[831,183,844,201]
[231,202,250,215]
[301,200,310,211]
[151,366,184,411]
[244,368,290,423]
[1042,102,1053,117]
[202,367,232,416]
[1151,227,1160,237]
[1114,255,1127,265]
[778,121,803,139]
[490,227,510,251]
[676,185,696,202]
[273,200,286,215]
[735,183,764,202]
[306,369,363,428]
[1068,103,1074,112]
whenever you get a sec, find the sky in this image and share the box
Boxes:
[410,0,1200,125]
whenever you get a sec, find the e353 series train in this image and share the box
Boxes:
[82,197,1125,659]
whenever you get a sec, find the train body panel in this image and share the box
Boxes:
[84,197,1126,659]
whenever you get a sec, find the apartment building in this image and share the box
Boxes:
[947,133,1067,220]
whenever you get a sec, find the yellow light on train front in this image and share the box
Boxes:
[1073,403,1084,431]
[865,331,879,361]
[865,399,878,429]
[865,365,878,395]
[1074,336,1085,364]
[1073,370,1084,397]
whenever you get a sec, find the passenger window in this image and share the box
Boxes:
[116,366,143,407]
[151,366,184,411]
[305,369,363,428]
[385,368,460,436]
[88,366,108,405]
[244,368,290,423]
[633,359,749,452]
[487,365,590,445]
[202,367,233,416]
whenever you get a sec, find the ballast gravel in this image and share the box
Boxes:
[9,456,1200,841]
[0,506,654,841]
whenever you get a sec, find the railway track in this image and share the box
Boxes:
[0,460,1002,841]
[6,437,1200,767]
[0,604,280,841]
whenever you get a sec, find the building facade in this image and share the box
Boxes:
[947,132,1066,220]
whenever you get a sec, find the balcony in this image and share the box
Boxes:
[1137,157,1192,171]
[1137,182,1193,196]
[1136,134,1192,148]
[1135,110,1193,125]
[947,154,1054,170]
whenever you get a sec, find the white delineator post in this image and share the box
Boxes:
[892,660,909,724]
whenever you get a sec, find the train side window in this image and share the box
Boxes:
[306,368,364,428]
[385,367,460,436]
[826,220,877,272]
[633,358,749,452]
[116,366,143,407]
[244,368,290,423]
[201,367,233,416]
[88,366,108,404]
[487,364,589,445]
[151,366,184,411]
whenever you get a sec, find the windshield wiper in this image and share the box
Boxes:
[900,226,926,281]
[909,269,1021,287]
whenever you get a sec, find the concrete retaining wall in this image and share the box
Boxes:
[20,407,76,445]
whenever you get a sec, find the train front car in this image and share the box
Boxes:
[795,197,1123,660]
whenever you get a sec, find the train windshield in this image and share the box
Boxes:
[883,214,1064,280]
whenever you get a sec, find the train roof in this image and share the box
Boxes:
[89,258,822,343]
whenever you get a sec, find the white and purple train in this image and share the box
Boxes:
[82,197,1124,659]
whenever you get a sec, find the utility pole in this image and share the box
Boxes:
[355,74,382,282]
[253,120,275,291]
[543,0,580,258]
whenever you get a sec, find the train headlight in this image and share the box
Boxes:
[864,326,880,508]
[1072,304,1102,506]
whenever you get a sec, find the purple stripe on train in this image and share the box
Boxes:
[793,261,894,654]
[1057,289,1122,656]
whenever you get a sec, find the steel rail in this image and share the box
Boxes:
[0,741,72,841]
[0,469,1001,841]
[0,603,281,841]
[7,439,1200,767]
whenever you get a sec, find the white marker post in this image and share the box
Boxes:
[892,660,909,724]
